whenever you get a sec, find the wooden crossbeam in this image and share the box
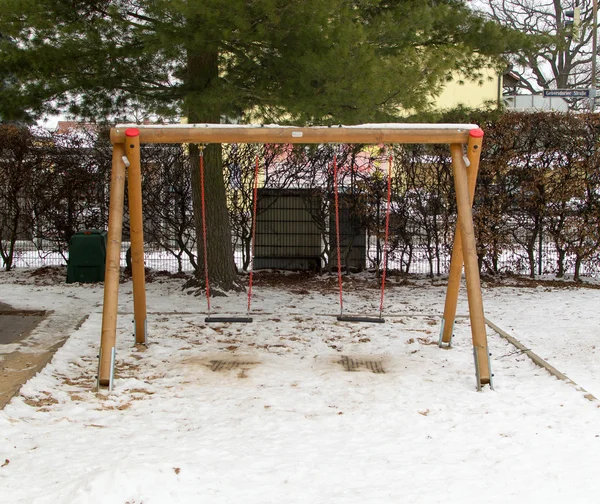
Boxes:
[110,124,478,145]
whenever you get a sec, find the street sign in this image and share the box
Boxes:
[543,89,590,98]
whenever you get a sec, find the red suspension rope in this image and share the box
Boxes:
[333,154,344,316]
[199,148,211,314]
[379,153,393,317]
[247,154,260,314]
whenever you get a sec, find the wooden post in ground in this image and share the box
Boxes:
[449,143,491,387]
[98,143,127,387]
[125,128,147,345]
[440,129,484,346]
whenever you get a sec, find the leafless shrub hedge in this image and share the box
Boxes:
[2,113,600,279]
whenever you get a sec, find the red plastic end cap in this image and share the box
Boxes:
[469,128,484,139]
[125,128,140,137]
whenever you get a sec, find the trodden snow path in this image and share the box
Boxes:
[0,270,599,503]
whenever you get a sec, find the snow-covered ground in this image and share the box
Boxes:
[0,268,599,503]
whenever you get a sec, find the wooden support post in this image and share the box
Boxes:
[440,129,484,346]
[449,143,491,387]
[98,143,127,387]
[125,128,147,345]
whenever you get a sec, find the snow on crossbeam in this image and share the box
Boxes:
[111,123,481,145]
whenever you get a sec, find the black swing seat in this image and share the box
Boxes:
[337,315,385,324]
[205,316,253,323]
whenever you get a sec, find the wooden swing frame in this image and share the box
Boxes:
[98,123,490,390]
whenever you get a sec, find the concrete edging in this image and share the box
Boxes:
[485,318,598,403]
[0,313,89,410]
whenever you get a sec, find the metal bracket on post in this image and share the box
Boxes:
[96,347,116,392]
[438,318,454,348]
[473,346,494,391]
[473,346,482,391]
[133,318,148,346]
[108,347,116,391]
[96,347,103,391]
[487,350,494,390]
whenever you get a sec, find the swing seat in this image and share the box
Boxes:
[337,315,385,323]
[205,316,253,323]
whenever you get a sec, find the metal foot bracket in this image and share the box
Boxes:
[134,318,148,345]
[97,347,116,392]
[473,346,494,391]
[438,318,454,348]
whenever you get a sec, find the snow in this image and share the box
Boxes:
[1,268,599,503]
[115,123,479,131]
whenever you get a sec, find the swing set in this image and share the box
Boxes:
[98,123,491,391]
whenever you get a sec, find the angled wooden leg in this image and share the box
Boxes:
[125,128,147,345]
[450,142,491,388]
[440,129,484,346]
[99,143,126,389]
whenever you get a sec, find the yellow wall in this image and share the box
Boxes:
[432,68,500,110]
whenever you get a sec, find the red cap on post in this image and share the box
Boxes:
[469,128,484,139]
[125,128,140,137]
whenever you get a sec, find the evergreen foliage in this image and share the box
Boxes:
[0,0,529,123]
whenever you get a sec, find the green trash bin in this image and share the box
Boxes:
[66,229,108,283]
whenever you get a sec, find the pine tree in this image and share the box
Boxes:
[0,0,530,289]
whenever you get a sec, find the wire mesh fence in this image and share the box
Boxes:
[4,231,600,278]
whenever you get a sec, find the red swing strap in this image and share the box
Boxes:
[199,147,211,314]
[333,154,344,317]
[247,154,260,314]
[379,153,393,317]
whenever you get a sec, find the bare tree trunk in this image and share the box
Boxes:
[556,248,566,278]
[574,256,583,282]
[187,50,241,292]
